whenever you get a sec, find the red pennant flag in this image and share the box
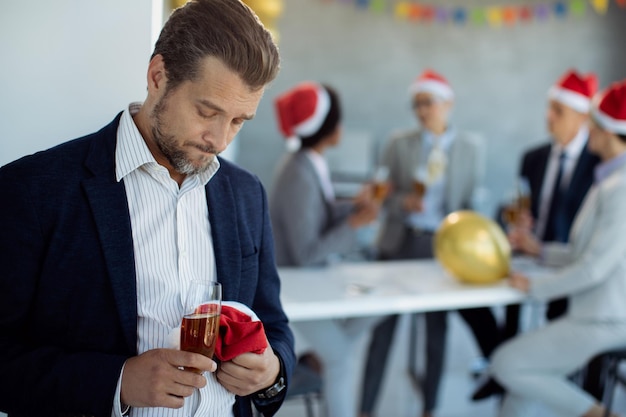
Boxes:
[518,5,533,22]
[617,0,626,7]
[421,5,435,21]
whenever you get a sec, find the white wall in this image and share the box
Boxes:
[0,0,154,166]
[236,0,626,217]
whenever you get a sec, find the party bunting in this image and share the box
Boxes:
[329,0,626,27]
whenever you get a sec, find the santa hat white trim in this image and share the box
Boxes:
[591,107,626,135]
[292,86,331,138]
[548,86,591,113]
[408,79,454,101]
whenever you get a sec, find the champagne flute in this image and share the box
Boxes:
[412,166,428,199]
[501,189,520,227]
[517,176,531,213]
[372,166,390,202]
[180,281,222,360]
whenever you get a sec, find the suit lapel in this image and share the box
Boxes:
[206,167,241,302]
[82,116,138,353]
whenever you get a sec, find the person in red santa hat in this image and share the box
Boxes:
[359,69,486,417]
[269,81,382,417]
[470,69,603,402]
[490,79,626,417]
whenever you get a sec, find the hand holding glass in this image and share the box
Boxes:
[181,281,222,359]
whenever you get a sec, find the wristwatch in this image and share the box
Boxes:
[255,375,286,399]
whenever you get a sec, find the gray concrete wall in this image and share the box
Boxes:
[236,0,626,216]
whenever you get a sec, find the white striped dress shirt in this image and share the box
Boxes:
[113,102,235,417]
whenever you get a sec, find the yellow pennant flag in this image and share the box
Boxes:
[590,0,609,14]
[395,2,411,19]
[486,6,503,27]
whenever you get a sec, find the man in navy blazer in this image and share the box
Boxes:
[0,1,294,416]
[469,69,601,401]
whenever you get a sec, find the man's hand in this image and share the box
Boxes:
[402,193,424,213]
[348,201,380,228]
[508,271,531,293]
[508,225,541,256]
[216,345,281,397]
[121,349,217,409]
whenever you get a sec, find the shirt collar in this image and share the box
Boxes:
[115,102,219,186]
[595,151,626,183]
[551,125,589,160]
[423,127,456,151]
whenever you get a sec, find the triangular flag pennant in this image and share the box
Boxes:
[535,4,550,20]
[570,0,586,16]
[502,6,517,25]
[421,5,435,22]
[370,0,385,13]
[435,6,448,23]
[518,5,534,22]
[616,0,626,8]
[452,7,468,24]
[409,3,421,21]
[471,7,486,25]
[486,6,503,27]
[590,0,609,14]
[394,2,410,19]
[553,1,568,18]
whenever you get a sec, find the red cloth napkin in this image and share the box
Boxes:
[214,304,268,361]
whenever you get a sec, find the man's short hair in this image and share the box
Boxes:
[152,0,280,92]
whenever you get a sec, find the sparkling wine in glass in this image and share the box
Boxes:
[372,166,390,202]
[181,281,222,359]
[412,167,428,199]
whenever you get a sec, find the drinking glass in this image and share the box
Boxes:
[517,177,531,212]
[372,166,390,202]
[412,166,428,199]
[180,281,222,359]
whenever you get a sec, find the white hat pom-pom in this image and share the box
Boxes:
[285,136,301,152]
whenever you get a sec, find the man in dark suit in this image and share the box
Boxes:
[468,69,601,401]
[0,1,295,417]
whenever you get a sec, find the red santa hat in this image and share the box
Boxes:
[548,69,598,113]
[274,82,331,151]
[591,79,626,135]
[408,69,454,101]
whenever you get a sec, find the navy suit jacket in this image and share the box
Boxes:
[520,140,600,241]
[0,114,295,417]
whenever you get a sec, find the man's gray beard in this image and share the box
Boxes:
[151,94,216,176]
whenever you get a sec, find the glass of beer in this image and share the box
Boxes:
[181,280,222,359]
[372,166,390,202]
[412,167,427,199]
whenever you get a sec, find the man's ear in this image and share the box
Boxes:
[147,54,168,94]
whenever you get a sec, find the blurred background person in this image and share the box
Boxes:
[469,69,601,402]
[269,81,381,417]
[491,79,626,417]
[360,70,485,417]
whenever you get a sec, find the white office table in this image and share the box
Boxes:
[279,259,529,322]
[279,258,535,393]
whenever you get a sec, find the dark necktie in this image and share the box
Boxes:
[543,151,567,242]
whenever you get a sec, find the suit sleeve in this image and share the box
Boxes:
[0,165,125,416]
[529,181,626,301]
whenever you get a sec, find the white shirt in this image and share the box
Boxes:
[535,126,589,240]
[305,149,335,202]
[112,103,235,417]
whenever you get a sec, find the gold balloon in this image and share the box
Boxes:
[434,210,511,284]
